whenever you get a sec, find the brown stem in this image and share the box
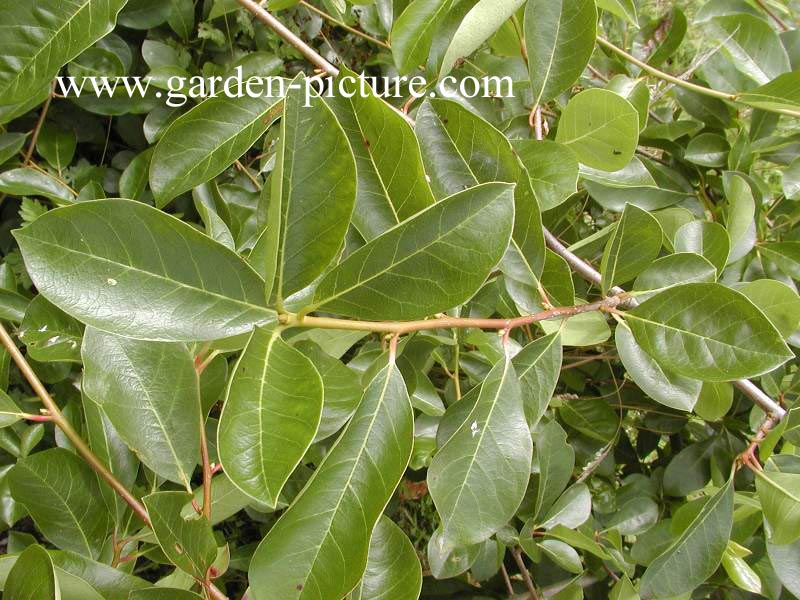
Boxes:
[199,413,213,521]
[23,84,55,165]
[235,0,339,76]
[754,0,790,31]
[289,297,622,335]
[0,322,151,526]
[512,546,541,600]
[500,562,515,596]
[597,36,800,119]
[299,0,391,49]
[0,323,229,598]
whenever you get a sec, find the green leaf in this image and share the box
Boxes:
[733,279,800,338]
[129,589,203,600]
[19,295,83,363]
[325,69,434,241]
[674,221,730,275]
[555,89,640,171]
[633,253,718,301]
[640,479,734,598]
[391,0,454,74]
[610,576,640,600]
[694,382,733,422]
[532,420,575,521]
[8,448,110,559]
[426,528,481,579]
[350,516,422,600]
[0,391,24,429]
[626,283,792,381]
[259,82,356,304]
[685,133,730,167]
[82,328,201,489]
[0,0,129,105]
[722,547,762,594]
[248,364,413,600]
[429,354,532,550]
[415,99,546,284]
[514,332,563,426]
[663,439,714,496]
[293,341,363,442]
[783,156,800,200]
[616,324,701,412]
[82,395,138,523]
[512,140,579,211]
[218,327,323,507]
[0,133,27,166]
[760,241,800,280]
[37,123,77,172]
[608,75,650,131]
[559,397,617,443]
[310,182,514,320]
[143,491,218,580]
[5,545,58,600]
[14,199,273,341]
[439,0,527,77]
[767,538,800,597]
[710,14,790,85]
[150,88,284,205]
[647,8,687,67]
[601,203,663,293]
[596,0,638,26]
[738,72,800,113]
[755,466,800,546]
[538,483,592,530]
[524,0,597,106]
[0,168,75,204]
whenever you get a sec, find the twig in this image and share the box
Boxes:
[234,0,789,442]
[236,0,339,76]
[500,562,515,596]
[0,323,229,600]
[754,0,790,31]
[0,323,151,526]
[286,296,624,335]
[512,546,541,600]
[299,0,391,49]
[23,84,55,165]
[597,36,800,119]
[199,414,213,521]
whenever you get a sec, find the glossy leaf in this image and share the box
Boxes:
[556,89,640,171]
[755,465,800,546]
[391,0,453,74]
[428,354,532,550]
[8,448,110,559]
[640,479,734,598]
[524,0,597,106]
[14,200,273,341]
[143,491,218,579]
[260,82,356,303]
[150,87,284,204]
[311,182,514,320]
[0,0,129,105]
[439,0,527,77]
[248,364,413,600]
[350,516,422,600]
[616,324,701,411]
[218,327,323,506]
[601,203,663,293]
[19,295,83,363]
[626,283,792,381]
[415,99,546,284]
[326,69,434,241]
[512,140,579,211]
[4,545,58,600]
[82,328,201,488]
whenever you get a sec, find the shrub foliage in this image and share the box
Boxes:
[0,0,798,599]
